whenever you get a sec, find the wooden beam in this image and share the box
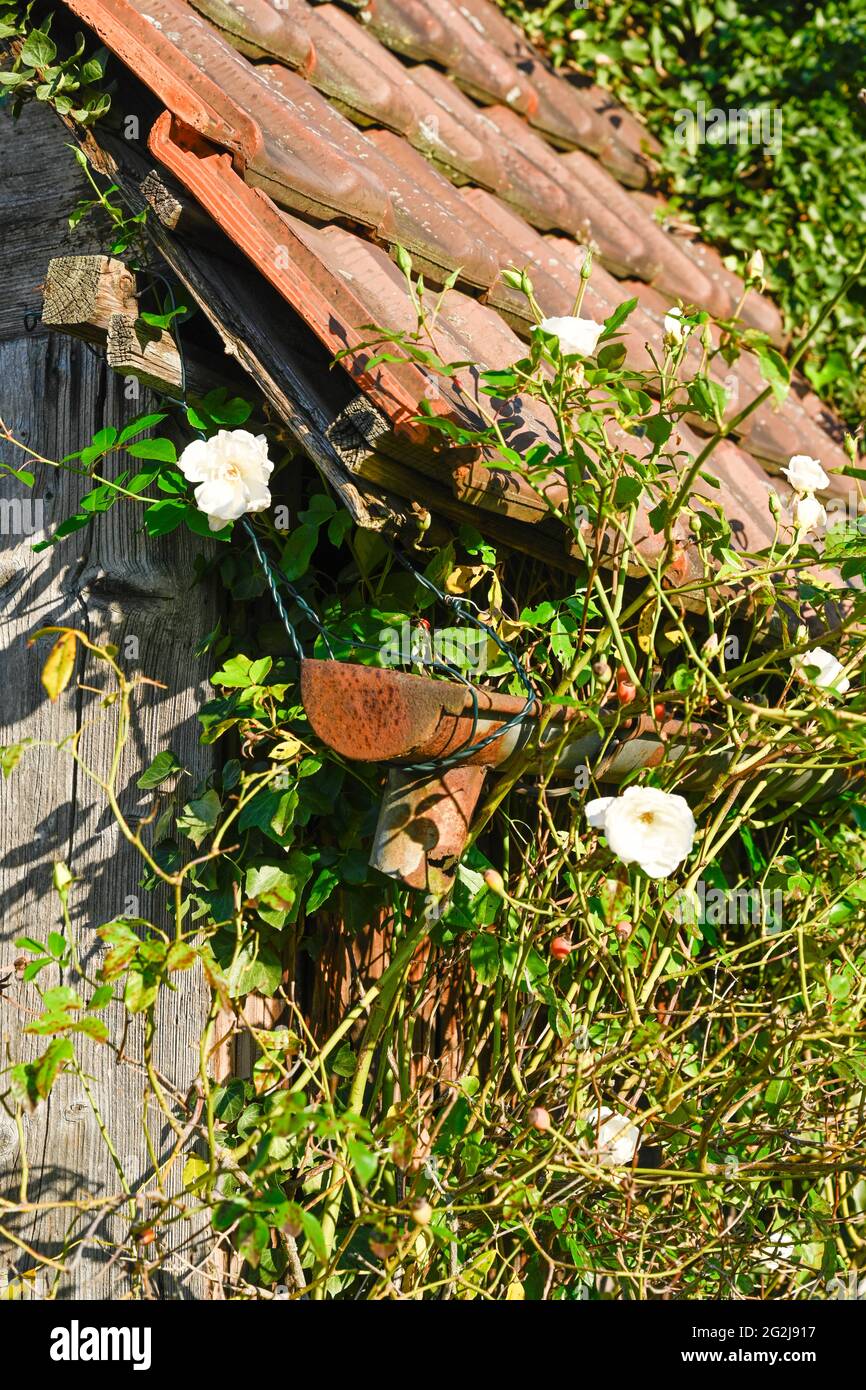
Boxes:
[140,166,225,245]
[347,448,578,572]
[106,311,234,400]
[41,253,137,345]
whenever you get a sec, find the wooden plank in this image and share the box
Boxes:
[42,254,138,345]
[0,331,218,1299]
[0,101,108,342]
[106,311,233,399]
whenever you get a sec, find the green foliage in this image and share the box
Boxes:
[518,0,866,421]
[0,5,110,123]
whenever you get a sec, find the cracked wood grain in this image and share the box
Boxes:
[0,313,218,1295]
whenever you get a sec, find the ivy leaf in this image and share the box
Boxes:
[280,524,318,582]
[306,865,340,913]
[177,789,221,847]
[136,749,183,789]
[20,29,58,67]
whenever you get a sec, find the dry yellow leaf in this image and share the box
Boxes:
[40,631,77,702]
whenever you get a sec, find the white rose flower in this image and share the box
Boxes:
[585,786,696,879]
[791,492,827,535]
[782,454,829,493]
[539,315,604,358]
[791,646,850,694]
[663,306,690,343]
[585,1106,640,1168]
[178,429,273,531]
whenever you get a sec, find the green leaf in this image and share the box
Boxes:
[597,341,627,370]
[20,29,58,67]
[137,749,183,789]
[183,1154,209,1191]
[348,1138,377,1187]
[139,306,187,331]
[306,865,340,913]
[124,970,158,1014]
[602,297,638,337]
[143,498,187,536]
[329,1042,356,1078]
[470,933,500,984]
[280,524,318,582]
[177,789,221,847]
[126,437,177,463]
[11,1037,74,1108]
[166,940,196,971]
[34,1038,73,1098]
[644,413,672,446]
[117,413,168,445]
[754,344,791,406]
[1,741,33,777]
[299,1209,327,1262]
[211,654,272,689]
[15,935,47,955]
[613,475,643,509]
[237,1212,269,1269]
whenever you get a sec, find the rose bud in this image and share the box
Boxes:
[410,1198,433,1227]
[483,868,506,898]
[528,1106,551,1132]
[550,936,574,961]
[593,658,613,684]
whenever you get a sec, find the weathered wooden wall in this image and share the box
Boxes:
[0,103,217,1298]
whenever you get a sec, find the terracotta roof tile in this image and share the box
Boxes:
[61,0,853,572]
[630,189,786,345]
[454,0,654,186]
[259,65,507,290]
[186,0,315,71]
[355,0,538,113]
[406,65,577,232]
[559,150,729,315]
[481,105,661,276]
